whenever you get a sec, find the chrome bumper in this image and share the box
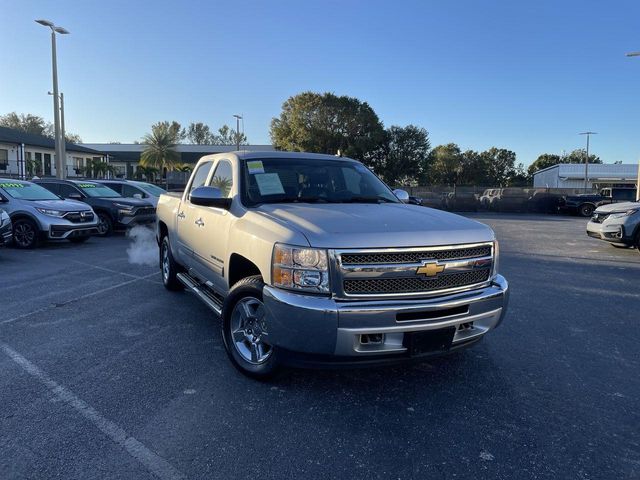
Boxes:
[262,275,509,359]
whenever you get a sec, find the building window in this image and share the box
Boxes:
[73,157,83,170]
[0,149,8,170]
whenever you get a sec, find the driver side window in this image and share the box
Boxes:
[188,161,213,195]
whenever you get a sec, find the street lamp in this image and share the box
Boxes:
[579,132,597,191]
[233,114,242,151]
[626,51,640,201]
[36,19,69,179]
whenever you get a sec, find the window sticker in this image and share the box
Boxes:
[77,183,96,188]
[246,160,265,174]
[0,183,24,188]
[255,173,285,195]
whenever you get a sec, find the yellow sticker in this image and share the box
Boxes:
[246,160,264,174]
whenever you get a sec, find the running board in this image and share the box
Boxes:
[177,273,223,316]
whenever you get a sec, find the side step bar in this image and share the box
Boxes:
[177,273,223,316]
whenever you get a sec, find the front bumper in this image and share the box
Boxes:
[263,275,509,365]
[586,219,631,244]
[117,213,156,228]
[0,222,12,246]
[49,224,99,239]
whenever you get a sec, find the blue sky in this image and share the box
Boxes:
[1,0,639,166]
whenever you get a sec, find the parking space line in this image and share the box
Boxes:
[71,260,162,283]
[0,273,160,326]
[0,342,187,480]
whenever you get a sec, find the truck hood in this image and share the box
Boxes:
[595,201,640,214]
[29,199,92,212]
[257,203,494,248]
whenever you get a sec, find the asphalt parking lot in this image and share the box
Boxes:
[1,214,638,480]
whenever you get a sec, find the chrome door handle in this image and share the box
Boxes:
[195,218,205,227]
[177,212,185,219]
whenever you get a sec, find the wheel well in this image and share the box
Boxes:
[10,213,40,230]
[94,208,114,220]
[228,254,262,288]
[157,221,168,244]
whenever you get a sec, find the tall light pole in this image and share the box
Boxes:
[579,132,597,191]
[626,51,640,201]
[233,114,242,151]
[36,19,69,179]
[48,91,67,176]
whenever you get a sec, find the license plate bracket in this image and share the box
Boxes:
[403,327,456,356]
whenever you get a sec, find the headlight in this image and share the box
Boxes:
[492,240,500,278]
[609,208,639,219]
[36,208,65,217]
[272,244,330,294]
[114,203,135,215]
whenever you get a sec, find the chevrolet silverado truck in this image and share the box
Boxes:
[156,152,509,378]
[0,179,99,248]
[560,187,637,217]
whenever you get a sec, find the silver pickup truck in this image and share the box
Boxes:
[156,152,509,378]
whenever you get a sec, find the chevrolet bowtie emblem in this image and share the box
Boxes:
[416,261,445,277]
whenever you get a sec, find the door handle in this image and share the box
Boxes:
[195,218,205,227]
[177,212,185,219]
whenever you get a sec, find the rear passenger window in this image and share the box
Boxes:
[189,161,213,196]
[122,184,142,197]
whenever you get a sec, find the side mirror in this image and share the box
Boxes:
[68,192,83,200]
[393,189,410,203]
[189,186,231,209]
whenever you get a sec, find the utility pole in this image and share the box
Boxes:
[36,19,69,179]
[233,114,242,151]
[579,132,597,191]
[626,51,640,201]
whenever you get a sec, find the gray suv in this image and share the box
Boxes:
[0,179,99,248]
[586,201,640,252]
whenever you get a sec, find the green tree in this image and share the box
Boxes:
[270,91,386,164]
[377,125,430,185]
[214,124,247,146]
[150,121,185,144]
[1,111,82,143]
[480,147,517,187]
[527,153,562,176]
[564,148,601,165]
[186,122,214,144]
[428,144,464,185]
[458,150,489,185]
[141,123,181,188]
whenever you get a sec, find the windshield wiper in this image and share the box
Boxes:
[339,196,396,204]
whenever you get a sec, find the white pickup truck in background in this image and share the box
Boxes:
[156,151,509,378]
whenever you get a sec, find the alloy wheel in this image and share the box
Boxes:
[230,297,272,364]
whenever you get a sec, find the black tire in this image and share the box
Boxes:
[12,218,39,249]
[160,236,184,291]
[69,236,90,244]
[610,243,631,249]
[635,231,640,254]
[222,275,279,379]
[96,212,113,237]
[578,203,595,217]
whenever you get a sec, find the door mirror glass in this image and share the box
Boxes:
[393,189,410,203]
[189,186,231,209]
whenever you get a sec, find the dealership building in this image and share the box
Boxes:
[532,163,639,189]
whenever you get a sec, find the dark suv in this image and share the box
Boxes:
[36,179,156,236]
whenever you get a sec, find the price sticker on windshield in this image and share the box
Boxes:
[255,173,284,195]
[77,183,96,188]
[247,161,264,174]
[0,183,25,188]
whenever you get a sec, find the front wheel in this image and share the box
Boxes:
[13,218,39,249]
[96,212,113,236]
[222,276,278,379]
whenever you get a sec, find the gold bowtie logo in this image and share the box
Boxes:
[416,262,445,277]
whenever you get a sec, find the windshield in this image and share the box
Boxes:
[0,182,60,201]
[241,158,399,206]
[77,183,121,198]
[137,183,166,196]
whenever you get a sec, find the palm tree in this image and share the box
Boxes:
[140,124,180,189]
[135,166,159,181]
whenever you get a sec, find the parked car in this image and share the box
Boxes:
[408,195,423,206]
[479,189,499,210]
[97,179,166,207]
[586,201,640,251]
[443,191,478,211]
[0,179,98,248]
[0,208,12,247]
[36,179,156,236]
[493,188,528,212]
[560,187,637,217]
[156,151,508,378]
[526,190,563,214]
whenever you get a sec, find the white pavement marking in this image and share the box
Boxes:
[0,272,159,326]
[0,343,187,480]
[70,259,161,283]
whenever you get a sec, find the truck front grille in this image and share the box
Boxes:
[340,246,491,265]
[335,243,494,298]
[343,269,491,295]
